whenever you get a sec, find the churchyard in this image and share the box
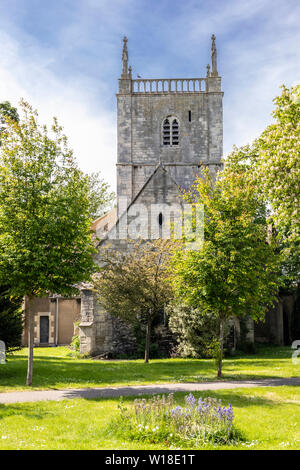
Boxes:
[0,345,299,450]
[0,0,299,454]
[0,345,297,392]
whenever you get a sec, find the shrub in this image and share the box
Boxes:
[167,303,220,358]
[70,335,80,352]
[0,286,23,352]
[237,317,257,354]
[108,393,242,447]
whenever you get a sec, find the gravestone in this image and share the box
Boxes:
[0,340,5,364]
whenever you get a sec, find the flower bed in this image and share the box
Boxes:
[109,393,241,447]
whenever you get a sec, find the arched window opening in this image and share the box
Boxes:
[162,116,179,146]
[163,118,170,146]
[158,212,163,226]
[172,119,179,145]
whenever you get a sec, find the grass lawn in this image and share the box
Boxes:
[0,386,299,450]
[0,345,298,392]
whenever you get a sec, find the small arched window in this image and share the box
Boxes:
[162,116,179,146]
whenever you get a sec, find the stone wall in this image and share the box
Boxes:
[79,289,137,356]
[254,292,299,346]
[117,76,223,203]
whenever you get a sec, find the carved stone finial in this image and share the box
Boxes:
[206,64,210,77]
[128,65,132,78]
[211,34,218,76]
[121,36,129,78]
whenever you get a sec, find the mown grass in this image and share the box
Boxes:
[0,386,299,450]
[0,345,298,392]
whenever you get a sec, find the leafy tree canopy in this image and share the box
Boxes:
[226,84,300,283]
[0,100,108,383]
[0,100,104,298]
[94,239,174,362]
[86,171,115,220]
[0,285,23,352]
[0,101,19,124]
[171,166,281,376]
[0,101,19,144]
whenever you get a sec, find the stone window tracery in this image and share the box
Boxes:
[162,116,179,146]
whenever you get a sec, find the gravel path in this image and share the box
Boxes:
[0,377,299,404]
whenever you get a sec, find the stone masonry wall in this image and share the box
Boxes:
[117,81,223,203]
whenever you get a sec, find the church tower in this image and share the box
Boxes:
[116,35,223,207]
[79,36,224,356]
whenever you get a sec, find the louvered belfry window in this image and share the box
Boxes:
[163,117,179,146]
[163,118,170,145]
[172,119,179,145]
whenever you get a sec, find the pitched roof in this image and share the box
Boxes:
[96,163,183,247]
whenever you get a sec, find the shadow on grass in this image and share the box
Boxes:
[80,389,281,411]
[0,403,54,420]
[0,345,296,390]
[172,390,282,409]
[0,390,280,424]
[43,376,300,404]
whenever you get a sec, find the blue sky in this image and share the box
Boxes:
[0,0,299,189]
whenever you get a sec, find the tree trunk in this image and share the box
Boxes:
[144,314,151,364]
[26,296,34,386]
[217,317,225,378]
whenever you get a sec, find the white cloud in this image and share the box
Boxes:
[0,0,299,186]
[146,0,300,157]
[0,29,117,189]
[222,6,300,155]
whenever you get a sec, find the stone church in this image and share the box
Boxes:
[22,36,298,353]
[79,35,223,355]
[78,36,299,356]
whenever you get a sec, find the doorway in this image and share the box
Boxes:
[40,316,49,344]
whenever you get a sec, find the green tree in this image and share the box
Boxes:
[94,239,174,363]
[0,101,19,124]
[0,100,98,385]
[86,171,115,220]
[257,84,300,254]
[0,101,19,144]
[256,84,300,282]
[0,286,23,352]
[226,85,300,283]
[171,167,281,377]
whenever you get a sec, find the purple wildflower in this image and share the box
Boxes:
[185,393,197,408]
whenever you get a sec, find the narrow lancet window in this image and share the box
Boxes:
[172,119,179,145]
[163,118,170,145]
